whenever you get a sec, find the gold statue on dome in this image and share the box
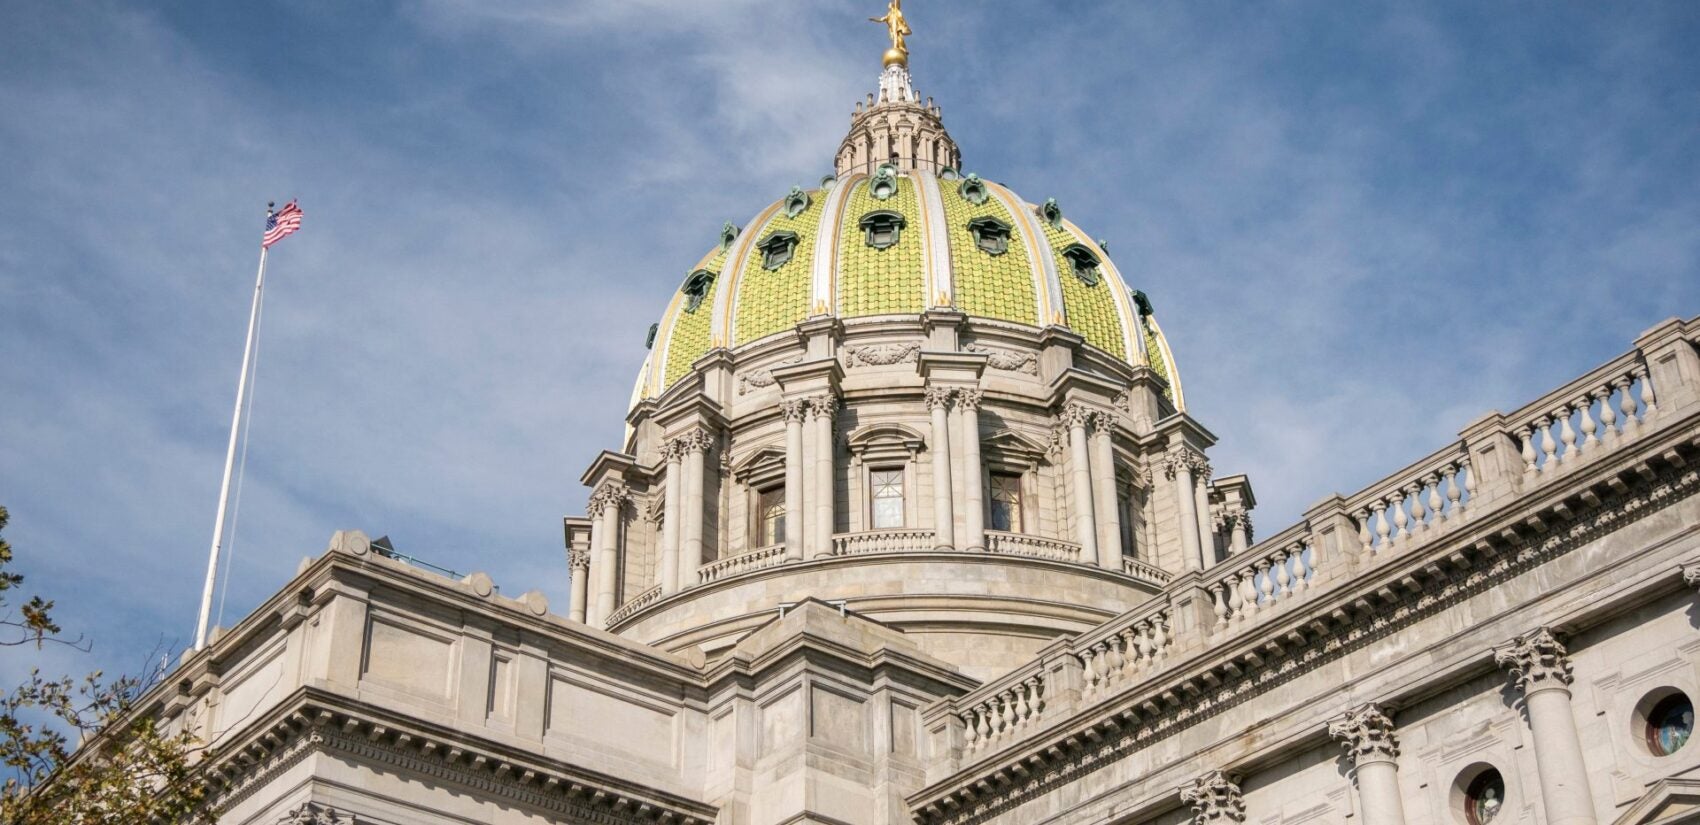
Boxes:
[870,0,911,67]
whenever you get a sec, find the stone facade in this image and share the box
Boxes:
[76,44,1700,825]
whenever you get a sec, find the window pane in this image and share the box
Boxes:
[758,488,786,546]
[988,474,1022,531]
[871,469,904,528]
[873,497,903,528]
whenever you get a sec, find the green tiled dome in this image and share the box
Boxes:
[636,169,1183,408]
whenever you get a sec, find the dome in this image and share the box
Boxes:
[632,66,1185,414]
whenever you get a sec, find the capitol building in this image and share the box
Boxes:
[125,14,1700,825]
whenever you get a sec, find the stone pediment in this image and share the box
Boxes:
[1612,778,1700,825]
[847,422,927,463]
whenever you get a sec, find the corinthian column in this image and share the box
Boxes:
[591,483,627,626]
[679,431,711,591]
[926,387,955,550]
[781,399,808,562]
[659,440,683,596]
[567,544,591,624]
[957,389,985,551]
[1090,411,1121,570]
[1179,770,1245,825]
[1063,403,1099,562]
[1166,447,1207,571]
[1329,704,1407,825]
[1494,628,1597,825]
[809,394,837,558]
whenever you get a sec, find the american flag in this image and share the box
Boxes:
[262,200,303,248]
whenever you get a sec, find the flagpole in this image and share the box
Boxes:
[195,240,269,651]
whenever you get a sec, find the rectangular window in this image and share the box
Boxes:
[988,472,1023,532]
[870,468,905,529]
[757,486,786,546]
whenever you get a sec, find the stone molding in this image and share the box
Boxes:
[1179,770,1245,824]
[964,343,1039,375]
[843,341,921,368]
[910,443,1700,825]
[280,802,356,824]
[1327,703,1400,766]
[1494,626,1574,694]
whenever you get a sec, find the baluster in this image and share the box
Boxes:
[1517,425,1538,476]
[1288,541,1308,592]
[1535,415,1556,471]
[961,710,978,750]
[1354,508,1373,555]
[975,704,992,742]
[1372,501,1391,552]
[1000,692,1017,734]
[1016,682,1034,726]
[1576,395,1598,451]
[1239,567,1260,616]
[1426,473,1444,526]
[1225,574,1244,622]
[1134,620,1155,663]
[1152,616,1169,655]
[1636,364,1657,421]
[1443,465,1461,521]
[1406,482,1427,533]
[1616,376,1640,437]
[1595,386,1619,447]
[1102,639,1124,681]
[1555,405,1577,464]
[1026,675,1045,717]
[1390,490,1409,543]
[1256,559,1276,606]
[1272,550,1291,599]
[1210,583,1229,627]
[1079,647,1099,689]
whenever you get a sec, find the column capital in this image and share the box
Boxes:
[1165,445,1210,479]
[1328,703,1400,766]
[677,429,715,455]
[1180,770,1245,825]
[567,547,591,571]
[1089,409,1117,433]
[781,398,810,423]
[589,482,630,515]
[924,386,955,410]
[1494,627,1573,695]
[955,388,984,412]
[1060,401,1096,430]
[806,392,838,420]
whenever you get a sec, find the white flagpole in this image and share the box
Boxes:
[195,236,269,651]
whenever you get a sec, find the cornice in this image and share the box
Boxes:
[908,422,1700,825]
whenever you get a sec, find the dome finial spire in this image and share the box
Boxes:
[869,0,911,68]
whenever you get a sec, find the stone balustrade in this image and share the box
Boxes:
[1508,356,1654,481]
[1075,599,1172,697]
[956,664,1048,756]
[1122,556,1173,586]
[1207,525,1315,628]
[982,530,1081,562]
[605,583,663,626]
[830,528,937,555]
[698,544,788,584]
[1347,450,1475,557]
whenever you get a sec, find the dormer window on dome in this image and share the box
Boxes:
[859,210,906,250]
[959,173,989,205]
[966,216,1011,256]
[1061,243,1101,286]
[757,230,800,270]
[681,269,715,312]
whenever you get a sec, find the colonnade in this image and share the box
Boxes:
[1185,625,1598,825]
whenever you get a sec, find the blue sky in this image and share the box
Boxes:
[2,1,1697,683]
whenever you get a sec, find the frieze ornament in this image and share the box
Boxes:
[737,355,802,395]
[1179,770,1245,825]
[281,802,355,825]
[843,341,920,368]
[964,343,1039,375]
[924,386,955,410]
[1494,626,1573,694]
[1327,704,1400,765]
